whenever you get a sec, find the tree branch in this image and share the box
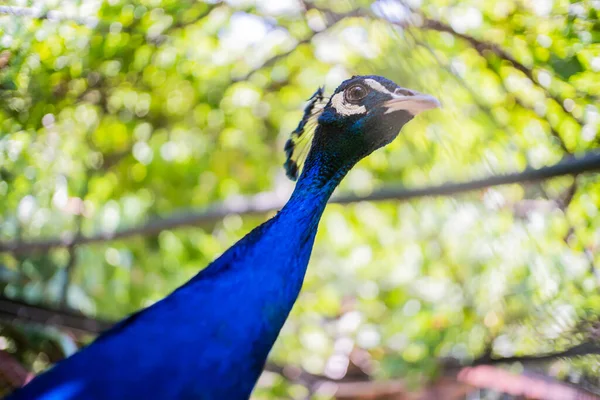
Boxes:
[301,1,589,129]
[419,19,532,80]
[231,1,351,84]
[231,38,314,83]
[472,342,600,366]
[0,152,599,255]
[3,295,600,397]
[0,296,112,337]
[418,17,588,127]
[58,245,78,309]
[408,32,521,151]
[263,362,325,387]
[457,364,600,400]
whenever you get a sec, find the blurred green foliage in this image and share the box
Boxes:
[1,0,600,398]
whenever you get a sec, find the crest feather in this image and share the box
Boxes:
[284,87,327,180]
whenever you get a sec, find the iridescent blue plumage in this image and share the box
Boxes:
[9,75,438,400]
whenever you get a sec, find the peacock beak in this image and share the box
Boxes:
[383,91,441,116]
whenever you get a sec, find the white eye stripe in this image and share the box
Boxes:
[331,92,366,116]
[363,79,394,95]
[330,79,394,116]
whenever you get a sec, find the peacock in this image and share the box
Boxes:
[9,75,439,400]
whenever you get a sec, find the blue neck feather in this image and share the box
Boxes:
[10,146,352,400]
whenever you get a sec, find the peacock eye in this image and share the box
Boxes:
[345,84,368,104]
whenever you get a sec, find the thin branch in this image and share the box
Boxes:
[418,17,588,127]
[230,2,350,84]
[472,342,600,366]
[419,19,533,80]
[302,1,585,142]
[309,0,591,127]
[327,379,409,400]
[0,296,112,337]
[508,90,570,154]
[487,62,571,154]
[231,38,313,83]
[457,364,600,400]
[554,180,600,281]
[264,362,325,387]
[57,145,93,308]
[232,0,366,84]
[300,1,366,22]
[408,32,520,150]
[58,200,86,309]
[334,152,600,202]
[58,245,78,309]
[100,150,131,171]
[0,152,599,254]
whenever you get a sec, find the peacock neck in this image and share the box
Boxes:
[249,149,351,329]
[279,153,349,234]
[282,149,354,218]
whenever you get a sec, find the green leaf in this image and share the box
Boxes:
[550,55,584,80]
[0,79,16,90]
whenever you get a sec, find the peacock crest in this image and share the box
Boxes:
[284,87,328,180]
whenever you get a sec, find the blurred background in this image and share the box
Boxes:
[1,0,600,398]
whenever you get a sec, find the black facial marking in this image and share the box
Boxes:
[284,139,294,158]
[284,159,299,180]
[295,87,324,138]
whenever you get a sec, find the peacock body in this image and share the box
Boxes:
[9,75,439,400]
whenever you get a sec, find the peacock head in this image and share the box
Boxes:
[284,75,440,181]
